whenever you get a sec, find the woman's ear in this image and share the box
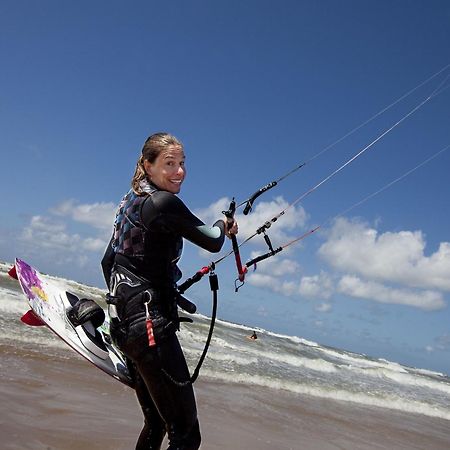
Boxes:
[143,160,152,178]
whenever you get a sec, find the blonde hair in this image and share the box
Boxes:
[131,132,183,195]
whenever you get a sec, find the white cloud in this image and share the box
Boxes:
[195,196,309,250]
[51,199,116,231]
[244,251,304,296]
[337,275,445,311]
[319,217,450,291]
[21,216,81,252]
[246,251,301,276]
[239,215,450,311]
[245,257,336,301]
[247,272,299,296]
[18,199,114,265]
[82,237,109,252]
[299,271,334,299]
[195,202,450,313]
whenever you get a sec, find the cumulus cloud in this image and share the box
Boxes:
[195,196,308,249]
[337,275,445,311]
[82,237,109,252]
[195,201,450,313]
[299,271,334,299]
[20,215,109,255]
[193,196,313,298]
[21,216,81,252]
[319,217,450,291]
[246,250,301,276]
[51,199,116,231]
[247,272,300,296]
[244,253,337,301]
[244,250,303,296]
[17,199,115,270]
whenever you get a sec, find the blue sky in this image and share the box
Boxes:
[1,1,450,374]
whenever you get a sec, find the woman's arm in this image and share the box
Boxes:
[142,192,227,253]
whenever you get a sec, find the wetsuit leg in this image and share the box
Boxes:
[133,367,166,450]
[133,334,201,450]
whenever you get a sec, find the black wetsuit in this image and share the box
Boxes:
[101,184,225,450]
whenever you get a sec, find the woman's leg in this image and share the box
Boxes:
[134,334,201,450]
[133,366,167,450]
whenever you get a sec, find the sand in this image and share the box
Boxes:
[1,343,449,450]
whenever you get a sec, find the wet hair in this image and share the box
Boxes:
[131,132,183,194]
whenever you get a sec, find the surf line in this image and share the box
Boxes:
[214,69,450,288]
[236,63,450,215]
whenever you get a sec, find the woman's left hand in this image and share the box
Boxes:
[224,218,238,239]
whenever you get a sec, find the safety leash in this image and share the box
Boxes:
[163,265,219,386]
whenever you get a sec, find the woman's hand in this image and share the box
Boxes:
[224,218,238,239]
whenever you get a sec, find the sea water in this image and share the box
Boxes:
[1,262,449,422]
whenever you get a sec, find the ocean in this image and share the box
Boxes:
[1,260,449,427]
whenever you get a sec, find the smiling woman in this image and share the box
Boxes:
[100,132,238,450]
[132,133,186,195]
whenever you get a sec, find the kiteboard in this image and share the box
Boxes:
[9,258,133,387]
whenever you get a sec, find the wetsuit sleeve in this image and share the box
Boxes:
[141,192,226,253]
[101,236,115,288]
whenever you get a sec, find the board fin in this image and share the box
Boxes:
[8,265,18,280]
[21,310,45,326]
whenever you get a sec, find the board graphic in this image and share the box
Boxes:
[11,258,132,387]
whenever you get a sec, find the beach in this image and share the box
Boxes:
[1,265,449,450]
[1,342,449,450]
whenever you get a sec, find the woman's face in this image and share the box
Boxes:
[144,145,186,194]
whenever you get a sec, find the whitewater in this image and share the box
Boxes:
[1,261,449,422]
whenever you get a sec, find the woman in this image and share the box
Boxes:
[101,132,237,450]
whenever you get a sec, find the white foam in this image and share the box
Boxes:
[0,287,29,315]
[0,261,14,273]
[206,351,257,366]
[350,366,450,395]
[3,262,450,422]
[199,369,450,421]
[413,367,447,378]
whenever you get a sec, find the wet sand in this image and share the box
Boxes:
[1,343,449,450]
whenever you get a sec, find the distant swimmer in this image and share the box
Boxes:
[247,330,258,340]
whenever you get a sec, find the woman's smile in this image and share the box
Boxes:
[144,145,186,194]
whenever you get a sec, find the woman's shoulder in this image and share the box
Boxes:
[145,190,187,213]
